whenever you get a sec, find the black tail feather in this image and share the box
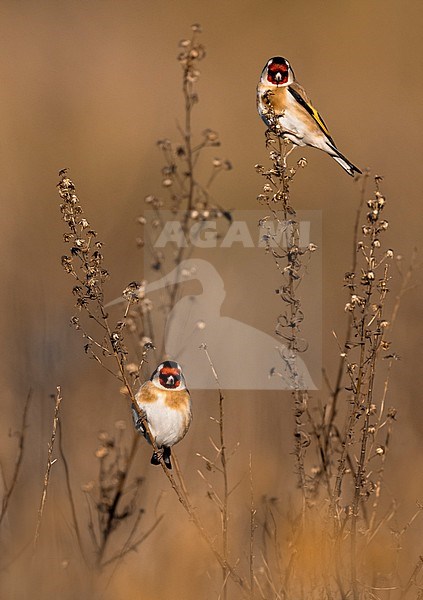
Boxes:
[327,143,361,177]
[163,447,172,470]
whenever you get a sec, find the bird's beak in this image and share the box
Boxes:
[275,72,282,83]
[167,375,174,385]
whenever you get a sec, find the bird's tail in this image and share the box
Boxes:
[330,146,362,177]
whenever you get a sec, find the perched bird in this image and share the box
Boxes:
[257,56,361,176]
[132,361,192,469]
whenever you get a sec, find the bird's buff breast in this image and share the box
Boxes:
[257,83,289,115]
[258,85,307,145]
[136,382,192,448]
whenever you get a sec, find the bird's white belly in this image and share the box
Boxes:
[278,110,307,147]
[139,394,189,448]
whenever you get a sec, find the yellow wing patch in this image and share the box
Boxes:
[309,104,331,137]
[288,85,334,144]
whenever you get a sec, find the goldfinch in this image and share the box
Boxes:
[132,361,192,469]
[257,56,361,176]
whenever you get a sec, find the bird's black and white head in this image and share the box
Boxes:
[260,56,294,87]
[151,361,187,390]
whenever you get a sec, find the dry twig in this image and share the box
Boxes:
[34,386,62,549]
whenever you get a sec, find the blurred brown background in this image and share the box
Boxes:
[0,1,422,598]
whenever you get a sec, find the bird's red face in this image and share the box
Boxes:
[266,57,290,85]
[158,365,182,389]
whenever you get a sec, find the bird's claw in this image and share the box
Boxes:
[151,448,164,466]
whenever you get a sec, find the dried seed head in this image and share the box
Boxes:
[95,446,109,459]
[122,281,145,303]
[202,129,219,143]
[387,407,397,420]
[187,69,200,83]
[157,139,171,150]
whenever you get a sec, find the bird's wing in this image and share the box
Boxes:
[132,404,146,433]
[288,82,336,147]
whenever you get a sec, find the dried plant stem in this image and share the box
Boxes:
[34,386,62,549]
[101,513,164,569]
[57,419,87,564]
[323,171,369,454]
[0,389,32,527]
[277,135,309,507]
[220,388,229,600]
[390,247,419,333]
[182,52,195,213]
[96,432,140,567]
[201,344,230,598]
[168,466,247,593]
[166,28,201,319]
[249,454,256,600]
[401,555,423,598]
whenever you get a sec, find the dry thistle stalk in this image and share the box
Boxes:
[34,387,62,549]
[329,177,398,598]
[133,24,232,364]
[58,170,154,404]
[57,169,177,569]
[255,100,413,598]
[256,102,315,504]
